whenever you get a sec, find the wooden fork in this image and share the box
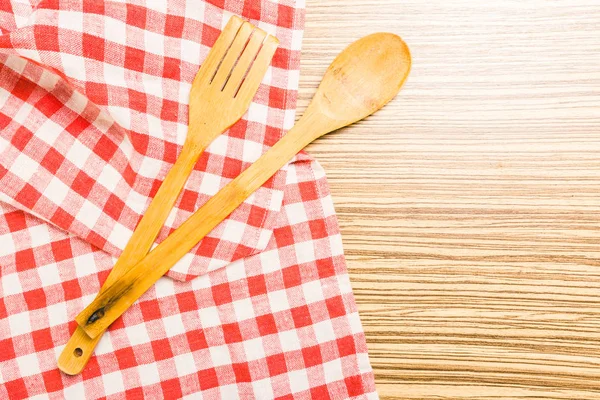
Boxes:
[57,15,279,375]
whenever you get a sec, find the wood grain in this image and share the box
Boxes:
[300,1,600,398]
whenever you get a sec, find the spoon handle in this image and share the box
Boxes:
[57,141,202,374]
[74,119,319,338]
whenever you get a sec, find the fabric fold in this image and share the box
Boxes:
[0,0,302,280]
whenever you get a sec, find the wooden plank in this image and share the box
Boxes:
[301,0,600,398]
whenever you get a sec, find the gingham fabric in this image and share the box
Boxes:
[0,0,378,398]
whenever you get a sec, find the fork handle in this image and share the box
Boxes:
[57,141,202,375]
[104,141,203,287]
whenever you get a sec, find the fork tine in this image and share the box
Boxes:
[223,29,267,95]
[193,16,243,85]
[211,22,254,87]
[235,35,279,100]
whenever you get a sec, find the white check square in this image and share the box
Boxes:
[102,371,125,396]
[199,173,222,196]
[232,297,255,322]
[199,305,221,328]
[267,289,290,313]
[225,259,247,282]
[154,276,176,298]
[126,324,151,346]
[137,362,160,386]
[107,106,131,132]
[207,134,229,156]
[2,271,21,295]
[144,29,165,56]
[66,140,92,169]
[278,329,301,352]
[107,222,133,248]
[252,378,274,399]
[104,17,127,46]
[323,358,344,384]
[76,201,102,229]
[60,53,86,81]
[288,368,310,393]
[37,262,62,287]
[243,337,265,361]
[247,102,269,125]
[45,177,71,206]
[163,314,186,337]
[222,219,246,244]
[313,319,336,344]
[302,280,325,305]
[9,311,32,336]
[209,344,232,367]
[58,10,83,32]
[180,39,201,65]
[146,113,164,139]
[16,353,41,377]
[174,352,197,377]
[13,153,39,182]
[37,118,65,146]
[220,384,240,400]
[284,202,307,225]
[95,333,115,356]
[294,241,316,265]
[138,152,164,177]
[242,140,263,163]
[62,382,85,398]
[259,249,282,274]
[46,302,68,327]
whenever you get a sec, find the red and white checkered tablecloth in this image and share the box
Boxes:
[0,0,378,398]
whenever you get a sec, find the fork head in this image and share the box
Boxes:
[188,16,279,145]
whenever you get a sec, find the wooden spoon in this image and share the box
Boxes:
[57,16,278,375]
[74,32,411,341]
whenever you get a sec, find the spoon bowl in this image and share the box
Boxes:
[303,33,411,137]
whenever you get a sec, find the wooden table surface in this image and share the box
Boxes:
[298,1,600,398]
